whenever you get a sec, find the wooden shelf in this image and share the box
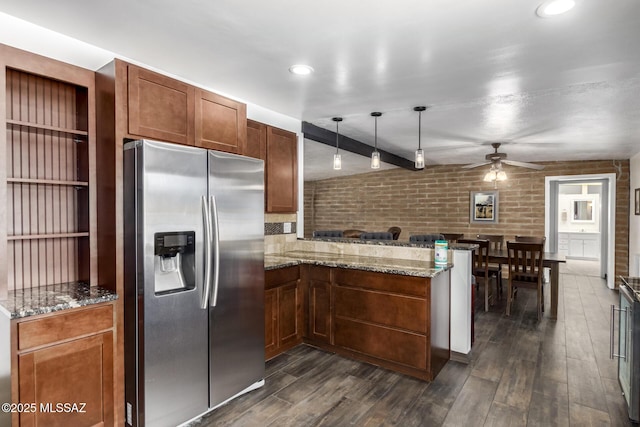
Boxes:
[8,232,89,241]
[7,178,89,187]
[6,119,88,137]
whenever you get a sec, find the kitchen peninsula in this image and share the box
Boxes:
[264,239,471,381]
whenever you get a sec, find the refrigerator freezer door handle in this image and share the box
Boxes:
[201,195,213,309]
[210,195,221,307]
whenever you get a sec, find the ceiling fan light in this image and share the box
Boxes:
[484,170,496,182]
[371,151,381,169]
[497,170,508,181]
[415,149,425,169]
[333,153,342,170]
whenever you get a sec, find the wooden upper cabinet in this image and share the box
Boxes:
[126,64,248,154]
[246,119,267,161]
[195,89,246,153]
[266,126,298,213]
[127,65,194,145]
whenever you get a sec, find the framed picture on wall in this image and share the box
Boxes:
[470,191,499,224]
[635,188,640,215]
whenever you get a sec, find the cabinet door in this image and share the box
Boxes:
[568,238,583,257]
[308,281,331,344]
[128,65,194,145]
[246,119,267,161]
[583,238,600,259]
[265,288,278,359]
[266,126,298,213]
[18,332,114,427]
[195,89,246,153]
[278,282,301,348]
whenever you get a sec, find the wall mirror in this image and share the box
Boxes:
[571,199,595,222]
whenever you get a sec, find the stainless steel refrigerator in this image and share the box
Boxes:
[123,139,265,427]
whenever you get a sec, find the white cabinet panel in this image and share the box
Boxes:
[566,232,600,259]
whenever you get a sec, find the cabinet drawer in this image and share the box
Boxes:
[265,266,299,290]
[17,304,114,351]
[334,286,427,333]
[333,317,427,370]
[333,268,427,297]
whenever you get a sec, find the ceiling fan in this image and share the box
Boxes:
[461,142,545,170]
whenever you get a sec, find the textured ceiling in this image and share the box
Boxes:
[1,0,639,180]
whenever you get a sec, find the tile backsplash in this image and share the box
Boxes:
[265,213,297,254]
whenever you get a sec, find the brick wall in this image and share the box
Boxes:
[304,160,630,276]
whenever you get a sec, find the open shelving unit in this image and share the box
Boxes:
[5,67,91,291]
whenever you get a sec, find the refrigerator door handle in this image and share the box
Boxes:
[201,195,213,309]
[210,195,221,307]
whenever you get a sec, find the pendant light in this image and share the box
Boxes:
[370,112,382,169]
[332,117,343,170]
[414,106,427,169]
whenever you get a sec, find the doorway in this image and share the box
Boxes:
[545,174,616,289]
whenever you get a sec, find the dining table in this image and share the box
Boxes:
[488,250,566,320]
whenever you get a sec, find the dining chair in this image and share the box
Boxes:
[506,241,545,320]
[441,233,464,243]
[409,234,445,244]
[458,238,497,312]
[312,230,343,238]
[360,232,394,241]
[343,229,365,238]
[477,234,504,297]
[514,235,546,244]
[387,226,402,240]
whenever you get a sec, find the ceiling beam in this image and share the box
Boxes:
[302,121,419,171]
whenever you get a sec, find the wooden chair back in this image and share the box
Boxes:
[387,226,402,240]
[507,241,544,282]
[441,233,464,243]
[477,234,504,251]
[514,235,546,245]
[506,241,545,319]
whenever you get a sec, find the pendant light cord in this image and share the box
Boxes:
[335,120,340,154]
[418,110,422,150]
[374,116,378,150]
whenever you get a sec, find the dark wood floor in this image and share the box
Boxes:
[193,265,632,426]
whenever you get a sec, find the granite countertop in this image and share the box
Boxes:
[0,282,118,320]
[265,250,452,278]
[304,237,477,251]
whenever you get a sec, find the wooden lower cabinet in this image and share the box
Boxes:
[266,264,450,380]
[12,303,116,426]
[264,288,279,358]
[304,265,332,345]
[265,266,302,360]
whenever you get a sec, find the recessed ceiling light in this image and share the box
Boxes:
[289,64,314,75]
[536,0,575,17]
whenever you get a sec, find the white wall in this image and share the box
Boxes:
[631,153,640,276]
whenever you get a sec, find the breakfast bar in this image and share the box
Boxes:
[265,250,451,381]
